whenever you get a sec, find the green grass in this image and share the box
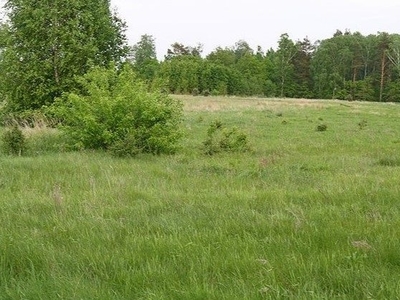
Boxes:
[1,96,400,299]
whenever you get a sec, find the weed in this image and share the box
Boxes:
[1,125,26,156]
[202,89,210,97]
[377,157,400,167]
[316,123,328,131]
[192,88,199,96]
[358,119,368,130]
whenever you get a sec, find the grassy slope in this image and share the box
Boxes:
[1,96,400,299]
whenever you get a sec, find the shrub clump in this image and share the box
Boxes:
[49,66,183,156]
[203,120,250,155]
[1,125,26,156]
[202,89,210,97]
[316,124,328,132]
[192,88,200,96]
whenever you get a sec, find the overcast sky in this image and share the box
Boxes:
[110,0,399,59]
[1,0,398,58]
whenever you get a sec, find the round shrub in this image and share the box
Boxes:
[49,66,183,156]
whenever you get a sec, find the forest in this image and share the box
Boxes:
[131,30,400,102]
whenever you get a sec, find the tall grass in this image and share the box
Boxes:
[1,97,400,299]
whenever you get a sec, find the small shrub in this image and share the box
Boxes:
[203,120,249,155]
[345,94,353,101]
[192,88,199,96]
[358,120,367,130]
[316,124,327,132]
[377,157,400,167]
[2,125,26,156]
[202,89,210,97]
[211,89,220,96]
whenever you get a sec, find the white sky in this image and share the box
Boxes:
[0,0,398,59]
[111,0,399,59]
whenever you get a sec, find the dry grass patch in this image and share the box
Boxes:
[173,95,350,112]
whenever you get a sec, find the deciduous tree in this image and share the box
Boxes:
[0,0,128,111]
[129,34,159,83]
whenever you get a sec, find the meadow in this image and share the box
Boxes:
[1,95,400,299]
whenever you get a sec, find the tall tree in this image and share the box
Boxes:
[274,33,297,97]
[0,0,128,111]
[129,34,159,83]
[233,40,253,61]
[293,37,315,98]
[165,42,203,60]
[206,47,236,67]
[377,32,391,101]
[387,34,400,77]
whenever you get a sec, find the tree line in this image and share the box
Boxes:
[131,30,400,102]
[1,0,400,118]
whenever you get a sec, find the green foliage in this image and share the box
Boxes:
[358,119,368,130]
[0,108,54,128]
[0,0,128,112]
[203,120,249,155]
[106,31,400,102]
[129,34,159,83]
[316,123,328,131]
[191,88,200,96]
[202,89,210,97]
[377,156,400,167]
[1,125,26,155]
[50,66,183,156]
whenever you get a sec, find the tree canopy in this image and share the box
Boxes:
[133,31,400,102]
[0,0,128,111]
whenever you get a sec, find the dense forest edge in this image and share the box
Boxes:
[0,1,399,128]
[130,30,400,102]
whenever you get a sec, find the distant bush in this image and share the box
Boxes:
[202,89,210,97]
[358,120,367,130]
[211,89,220,96]
[316,124,328,132]
[345,94,353,101]
[49,66,183,156]
[192,88,199,96]
[377,157,400,167]
[1,125,26,156]
[203,120,250,155]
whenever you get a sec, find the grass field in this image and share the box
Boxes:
[1,96,400,299]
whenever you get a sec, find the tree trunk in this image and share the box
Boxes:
[379,52,386,102]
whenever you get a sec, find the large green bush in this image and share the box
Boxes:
[50,66,183,156]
